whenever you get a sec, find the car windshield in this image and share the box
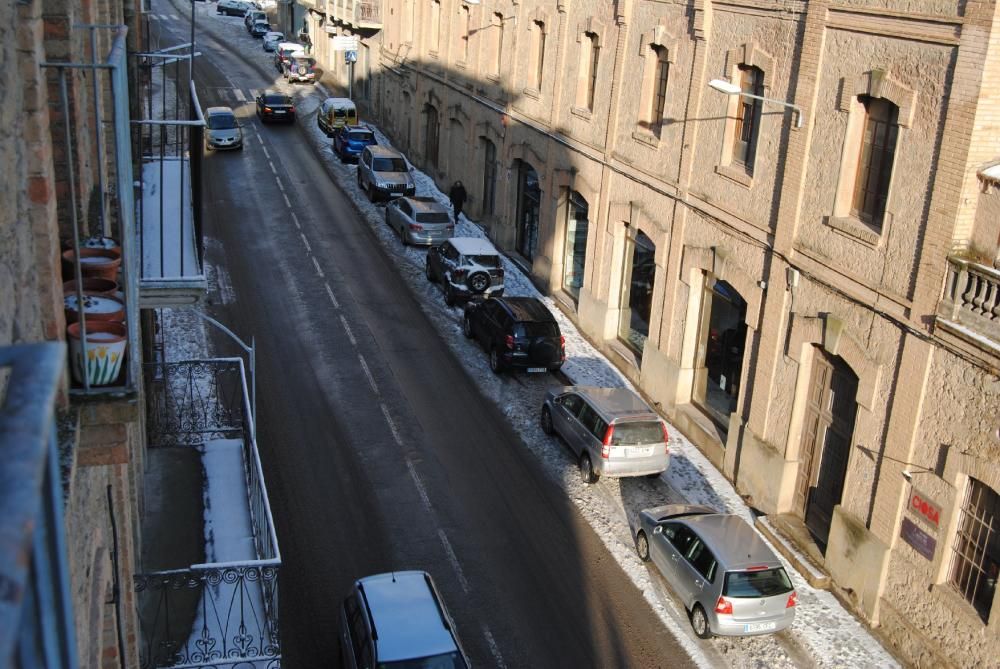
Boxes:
[348,131,374,142]
[723,568,793,598]
[415,212,450,224]
[207,114,237,130]
[378,651,467,669]
[609,421,663,445]
[373,157,408,172]
[263,95,289,105]
[466,254,500,268]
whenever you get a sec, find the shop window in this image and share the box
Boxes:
[694,278,747,427]
[425,105,439,168]
[482,139,496,216]
[949,477,999,623]
[562,191,589,303]
[617,230,656,355]
[515,161,540,260]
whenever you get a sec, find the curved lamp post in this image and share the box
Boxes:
[708,79,804,129]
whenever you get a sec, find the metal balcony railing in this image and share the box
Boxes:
[940,256,1000,348]
[134,359,280,669]
[356,0,382,27]
[0,344,79,668]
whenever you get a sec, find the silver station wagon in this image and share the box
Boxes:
[634,504,798,638]
[541,386,670,484]
[385,196,454,246]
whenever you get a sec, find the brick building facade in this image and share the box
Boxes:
[303,0,1000,664]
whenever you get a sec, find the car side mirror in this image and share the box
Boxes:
[653,525,663,535]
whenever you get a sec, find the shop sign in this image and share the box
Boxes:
[909,488,941,528]
[901,517,936,561]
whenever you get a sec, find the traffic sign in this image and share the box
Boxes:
[331,35,359,51]
[345,50,357,63]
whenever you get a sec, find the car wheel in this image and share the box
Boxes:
[580,453,599,484]
[398,225,408,246]
[462,314,474,339]
[425,261,436,283]
[444,283,457,307]
[690,604,713,639]
[635,530,650,561]
[467,270,490,294]
[540,406,554,435]
[489,347,505,374]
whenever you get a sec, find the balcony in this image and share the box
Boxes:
[134,359,281,669]
[329,0,382,30]
[938,256,1000,355]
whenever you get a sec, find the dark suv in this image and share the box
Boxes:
[463,296,565,374]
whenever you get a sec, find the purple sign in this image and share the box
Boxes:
[901,517,937,561]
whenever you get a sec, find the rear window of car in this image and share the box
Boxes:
[207,114,236,130]
[348,131,374,142]
[515,322,559,338]
[723,568,793,598]
[373,157,408,172]
[608,421,663,446]
[263,95,289,105]
[466,254,500,268]
[379,650,468,669]
[415,212,450,224]
[292,58,314,67]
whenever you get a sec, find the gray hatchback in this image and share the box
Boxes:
[541,386,670,484]
[634,505,797,638]
[386,196,454,246]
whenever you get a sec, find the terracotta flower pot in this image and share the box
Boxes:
[67,320,127,386]
[62,247,122,281]
[64,292,125,324]
[83,235,119,250]
[63,277,119,297]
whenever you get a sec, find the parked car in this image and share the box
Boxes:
[261,31,284,51]
[385,196,453,246]
[273,42,306,71]
[317,97,357,136]
[243,9,265,30]
[216,0,254,17]
[464,296,565,374]
[282,55,317,83]
[203,106,243,151]
[340,571,469,669]
[634,504,798,638]
[250,19,271,37]
[356,145,415,202]
[332,124,377,162]
[541,386,669,483]
[426,237,505,305]
[255,91,295,123]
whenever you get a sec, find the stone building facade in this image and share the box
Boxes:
[299,0,1000,664]
[4,0,146,665]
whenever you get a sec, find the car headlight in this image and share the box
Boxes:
[376,181,389,189]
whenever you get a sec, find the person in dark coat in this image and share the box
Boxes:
[449,180,467,223]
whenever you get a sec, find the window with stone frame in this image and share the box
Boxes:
[430,0,441,53]
[460,5,470,62]
[850,95,899,229]
[576,32,600,111]
[648,45,669,137]
[732,65,764,172]
[493,13,504,76]
[949,477,999,623]
[533,20,546,91]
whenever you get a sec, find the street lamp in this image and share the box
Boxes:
[708,79,803,129]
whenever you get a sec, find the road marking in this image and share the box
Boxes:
[274,177,283,192]
[268,161,277,175]
[311,256,324,277]
[257,134,264,145]
[438,529,471,594]
[481,626,507,669]
[169,13,180,20]
[339,315,356,346]
[261,145,270,159]
[405,459,432,509]
[233,88,246,102]
[380,403,404,447]
[291,212,301,230]
[282,192,292,208]
[324,283,340,309]
[358,355,378,395]
[299,233,311,253]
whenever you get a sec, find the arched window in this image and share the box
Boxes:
[732,64,764,171]
[618,230,656,355]
[562,191,589,302]
[425,105,439,168]
[515,162,540,260]
[851,96,899,227]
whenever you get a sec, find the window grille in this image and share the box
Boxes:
[949,477,999,623]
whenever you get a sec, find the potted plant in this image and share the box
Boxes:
[63,292,125,324]
[62,246,122,281]
[63,277,119,297]
[67,320,127,386]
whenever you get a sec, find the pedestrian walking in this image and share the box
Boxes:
[449,180,467,223]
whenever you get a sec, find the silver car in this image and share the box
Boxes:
[541,386,670,484]
[635,505,798,638]
[204,106,243,151]
[357,145,415,201]
[386,196,454,246]
[262,31,284,51]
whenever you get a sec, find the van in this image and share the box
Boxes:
[317,97,358,136]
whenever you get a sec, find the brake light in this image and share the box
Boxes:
[560,335,566,361]
[660,421,670,453]
[786,591,798,608]
[746,565,769,571]
[263,106,272,112]
[452,269,466,280]
[504,335,514,350]
[715,597,733,615]
[601,425,614,458]
[289,106,295,113]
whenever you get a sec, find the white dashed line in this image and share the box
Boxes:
[325,286,341,311]
[358,355,378,395]
[339,315,356,346]
[311,256,324,278]
[290,212,301,227]
[406,459,432,510]
[274,177,284,192]
[233,88,246,102]
[481,626,507,669]
[299,233,312,253]
[379,403,404,447]
[268,161,277,175]
[438,529,470,594]
[257,134,264,145]
[283,192,292,208]
[261,145,270,159]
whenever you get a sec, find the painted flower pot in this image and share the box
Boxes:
[63,277,119,297]
[62,247,122,281]
[83,235,119,250]
[64,292,125,324]
[67,321,127,386]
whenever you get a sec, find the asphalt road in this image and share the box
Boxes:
[151,8,698,668]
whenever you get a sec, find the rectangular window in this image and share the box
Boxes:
[494,14,504,75]
[430,0,440,52]
[587,36,600,110]
[534,22,546,90]
[851,96,898,228]
[949,478,999,623]
[732,65,763,171]
[651,51,669,136]
[461,6,470,61]
[482,139,496,215]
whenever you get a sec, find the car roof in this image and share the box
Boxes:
[402,196,448,214]
[496,297,555,323]
[277,41,304,50]
[366,145,405,158]
[448,237,498,256]
[205,106,235,116]
[343,124,372,133]
[357,571,458,662]
[323,97,356,108]
[264,31,283,37]
[680,514,783,571]
[564,386,658,418]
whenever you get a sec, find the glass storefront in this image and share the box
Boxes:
[562,191,589,302]
[618,230,656,354]
[516,162,540,260]
[695,279,747,426]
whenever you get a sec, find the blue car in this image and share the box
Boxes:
[333,124,377,162]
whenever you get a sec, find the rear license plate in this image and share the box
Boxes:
[744,621,776,633]
[527,367,547,373]
[274,110,286,114]
[626,446,654,457]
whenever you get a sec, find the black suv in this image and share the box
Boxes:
[463,296,565,374]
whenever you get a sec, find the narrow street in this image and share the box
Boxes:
[150,8,698,668]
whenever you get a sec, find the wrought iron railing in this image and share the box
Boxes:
[356,0,382,25]
[0,344,78,668]
[135,359,281,668]
[940,256,1000,345]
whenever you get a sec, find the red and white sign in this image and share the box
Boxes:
[910,488,941,528]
